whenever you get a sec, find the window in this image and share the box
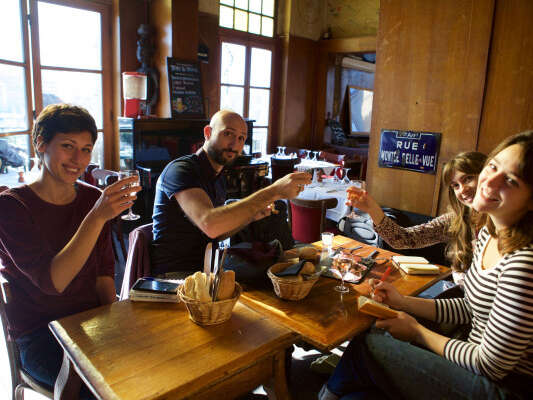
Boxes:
[0,0,112,187]
[218,1,275,156]
[219,0,275,38]
[220,42,272,156]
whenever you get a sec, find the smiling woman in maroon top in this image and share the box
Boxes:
[0,104,140,394]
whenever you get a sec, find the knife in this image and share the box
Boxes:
[209,244,219,300]
[349,245,363,253]
[368,250,379,258]
[211,246,227,302]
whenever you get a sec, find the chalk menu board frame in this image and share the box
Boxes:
[167,58,205,119]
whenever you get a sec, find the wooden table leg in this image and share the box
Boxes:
[264,349,292,400]
[54,351,82,400]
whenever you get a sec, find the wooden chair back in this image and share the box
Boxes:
[0,275,53,400]
[288,198,338,243]
[120,223,153,300]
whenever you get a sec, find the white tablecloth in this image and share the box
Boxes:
[258,155,339,177]
[296,182,351,222]
[294,159,338,175]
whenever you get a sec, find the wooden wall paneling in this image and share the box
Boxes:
[172,0,199,61]
[271,35,289,151]
[198,12,220,118]
[117,0,146,129]
[99,1,115,169]
[150,0,172,117]
[279,36,318,149]
[368,0,494,216]
[477,0,533,155]
[119,0,146,73]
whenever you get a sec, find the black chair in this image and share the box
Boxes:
[136,163,154,222]
[270,157,301,182]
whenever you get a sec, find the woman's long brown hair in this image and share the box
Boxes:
[474,131,533,254]
[442,152,487,272]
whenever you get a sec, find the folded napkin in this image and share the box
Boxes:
[274,260,306,277]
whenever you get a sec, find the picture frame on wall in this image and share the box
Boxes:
[167,58,205,118]
[347,85,373,136]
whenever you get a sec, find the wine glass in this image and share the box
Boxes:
[346,180,366,220]
[332,255,353,293]
[312,151,319,161]
[118,170,140,221]
[276,146,282,157]
[305,150,312,160]
[342,168,351,184]
[281,146,287,157]
[334,167,345,183]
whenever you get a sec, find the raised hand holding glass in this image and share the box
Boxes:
[346,181,366,220]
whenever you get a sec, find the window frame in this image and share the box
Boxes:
[0,0,113,167]
[0,0,33,142]
[219,27,277,154]
[219,0,276,38]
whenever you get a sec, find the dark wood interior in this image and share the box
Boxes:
[5,0,532,218]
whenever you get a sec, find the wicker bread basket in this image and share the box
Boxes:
[177,283,242,326]
[267,262,319,301]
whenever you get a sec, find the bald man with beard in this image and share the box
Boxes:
[151,110,311,276]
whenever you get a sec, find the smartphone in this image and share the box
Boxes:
[131,278,180,294]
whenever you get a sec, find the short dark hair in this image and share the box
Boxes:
[32,104,97,156]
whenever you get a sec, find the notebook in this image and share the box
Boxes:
[357,296,399,319]
[391,256,440,275]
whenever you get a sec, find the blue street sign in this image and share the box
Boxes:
[378,130,441,174]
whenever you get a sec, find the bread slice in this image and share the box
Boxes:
[216,270,235,300]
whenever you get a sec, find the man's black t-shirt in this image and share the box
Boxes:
[151,149,226,274]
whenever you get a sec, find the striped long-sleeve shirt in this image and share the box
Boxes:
[435,227,533,380]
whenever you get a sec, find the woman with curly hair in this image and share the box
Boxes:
[346,151,487,285]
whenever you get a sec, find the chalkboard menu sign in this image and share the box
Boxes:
[378,129,441,174]
[167,58,205,118]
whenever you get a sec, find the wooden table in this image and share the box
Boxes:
[49,300,297,400]
[240,235,451,351]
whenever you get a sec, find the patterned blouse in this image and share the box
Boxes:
[374,212,454,249]
[374,213,467,285]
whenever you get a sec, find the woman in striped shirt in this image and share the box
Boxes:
[320,131,533,400]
